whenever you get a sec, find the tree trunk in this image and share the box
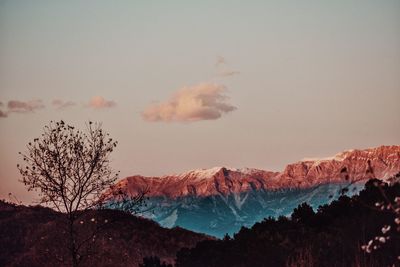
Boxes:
[68,217,78,267]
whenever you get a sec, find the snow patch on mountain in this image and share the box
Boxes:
[176,167,226,180]
[173,166,263,181]
[233,192,249,210]
[159,209,178,228]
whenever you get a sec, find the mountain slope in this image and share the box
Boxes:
[175,179,400,267]
[110,145,400,237]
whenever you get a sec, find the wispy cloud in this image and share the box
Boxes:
[215,56,226,67]
[87,96,116,109]
[142,83,236,123]
[219,70,240,77]
[7,100,45,113]
[0,110,7,118]
[0,102,5,118]
[52,99,76,109]
[215,56,240,77]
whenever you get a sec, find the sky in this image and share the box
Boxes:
[0,0,399,203]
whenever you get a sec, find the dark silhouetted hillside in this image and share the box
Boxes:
[0,202,211,267]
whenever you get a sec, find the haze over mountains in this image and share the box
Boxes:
[110,145,400,237]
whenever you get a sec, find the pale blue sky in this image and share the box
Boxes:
[1,0,399,202]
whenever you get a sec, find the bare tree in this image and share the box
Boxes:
[17,120,143,266]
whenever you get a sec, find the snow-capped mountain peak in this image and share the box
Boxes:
[116,145,400,199]
[176,166,230,180]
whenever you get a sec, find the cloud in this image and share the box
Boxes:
[0,110,7,118]
[215,56,240,77]
[52,99,76,109]
[0,102,7,118]
[7,100,45,113]
[142,83,236,122]
[88,96,116,109]
[215,56,226,67]
[219,70,241,77]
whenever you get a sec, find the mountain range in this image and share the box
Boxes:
[110,145,400,237]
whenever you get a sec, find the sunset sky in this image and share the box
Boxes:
[1,1,399,203]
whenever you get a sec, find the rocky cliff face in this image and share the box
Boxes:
[118,145,400,198]
[109,145,400,237]
[271,145,400,188]
[118,167,278,198]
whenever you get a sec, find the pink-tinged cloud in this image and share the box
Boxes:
[0,102,7,118]
[219,70,240,77]
[0,110,7,118]
[215,56,240,77]
[52,99,76,109]
[88,96,116,109]
[7,100,45,113]
[142,83,237,122]
[215,56,226,67]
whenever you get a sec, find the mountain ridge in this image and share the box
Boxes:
[106,145,400,237]
[117,145,400,198]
